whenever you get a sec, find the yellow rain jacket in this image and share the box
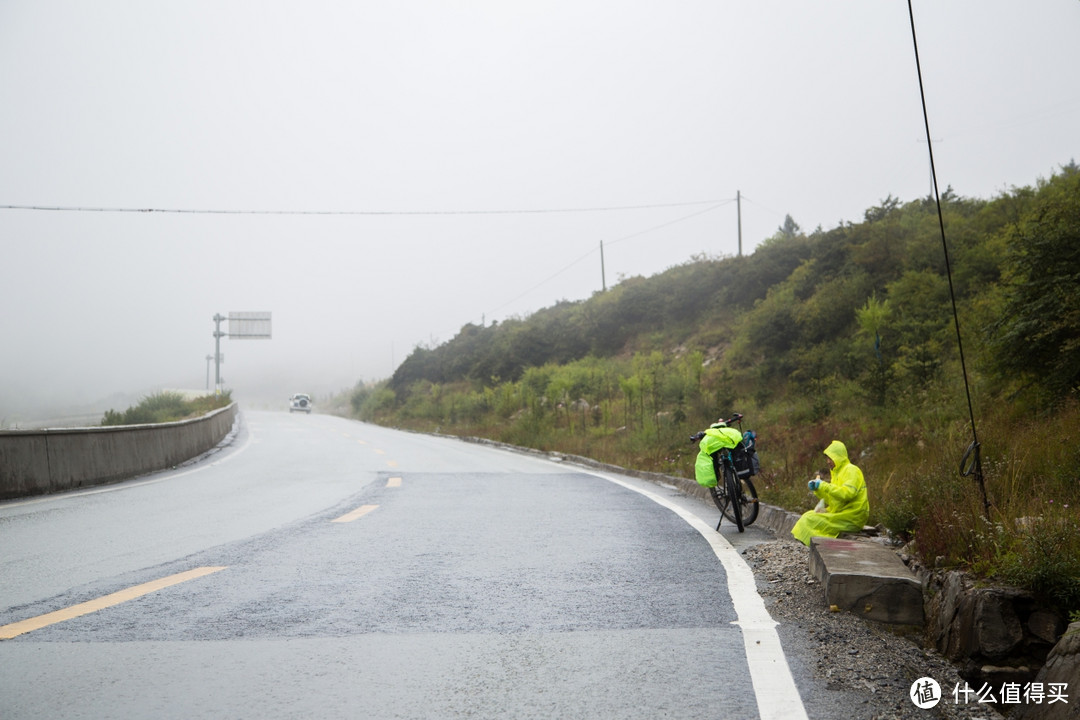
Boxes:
[694,426,744,487]
[791,440,869,545]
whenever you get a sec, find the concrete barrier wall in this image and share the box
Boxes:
[0,403,237,500]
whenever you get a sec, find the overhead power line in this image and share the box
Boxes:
[0,199,728,217]
[604,200,734,249]
[488,201,731,315]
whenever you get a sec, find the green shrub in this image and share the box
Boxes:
[101,391,231,426]
[877,487,920,541]
[999,511,1080,612]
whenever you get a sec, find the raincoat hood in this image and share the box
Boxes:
[823,440,849,469]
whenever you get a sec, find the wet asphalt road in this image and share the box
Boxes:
[0,410,785,719]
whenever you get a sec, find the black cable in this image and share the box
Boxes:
[907,0,990,519]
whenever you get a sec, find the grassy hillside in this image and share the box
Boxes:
[351,165,1080,613]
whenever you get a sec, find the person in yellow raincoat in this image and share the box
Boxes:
[694,422,745,487]
[791,440,869,545]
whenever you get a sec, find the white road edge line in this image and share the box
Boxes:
[589,471,809,720]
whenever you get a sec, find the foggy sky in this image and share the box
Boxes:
[2,1,1077,420]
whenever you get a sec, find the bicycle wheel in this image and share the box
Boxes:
[709,466,737,523]
[714,473,760,528]
[738,477,760,526]
[723,466,744,532]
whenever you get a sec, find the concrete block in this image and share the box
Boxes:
[0,404,237,500]
[809,536,924,626]
[757,503,800,538]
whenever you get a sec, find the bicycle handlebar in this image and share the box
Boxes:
[689,412,746,444]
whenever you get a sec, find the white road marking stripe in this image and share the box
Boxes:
[589,471,809,720]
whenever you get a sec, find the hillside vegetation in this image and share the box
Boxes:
[352,165,1080,613]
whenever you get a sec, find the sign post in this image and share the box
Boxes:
[212,311,271,394]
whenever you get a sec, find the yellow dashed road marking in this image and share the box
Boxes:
[387,477,402,487]
[386,460,399,468]
[373,449,385,455]
[0,566,227,640]
[332,504,379,523]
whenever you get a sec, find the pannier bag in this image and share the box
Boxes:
[731,430,760,478]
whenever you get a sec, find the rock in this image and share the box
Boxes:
[1028,610,1067,645]
[930,570,970,658]
[920,567,1070,697]
[979,663,1035,689]
[973,590,1025,659]
[1012,622,1080,720]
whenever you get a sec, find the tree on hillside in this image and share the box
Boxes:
[864,194,900,223]
[856,294,893,405]
[990,168,1080,400]
[778,214,801,238]
[726,233,812,307]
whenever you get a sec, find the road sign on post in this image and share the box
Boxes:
[228,311,272,339]
[212,311,271,394]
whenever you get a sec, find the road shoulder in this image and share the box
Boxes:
[745,539,1005,720]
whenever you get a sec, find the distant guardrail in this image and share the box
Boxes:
[0,403,238,500]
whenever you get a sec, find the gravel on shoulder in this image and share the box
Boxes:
[743,538,1006,720]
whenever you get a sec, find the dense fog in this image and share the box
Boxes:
[1,1,1076,423]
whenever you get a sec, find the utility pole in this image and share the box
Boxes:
[917,138,942,198]
[600,240,607,292]
[737,190,743,257]
[213,314,225,394]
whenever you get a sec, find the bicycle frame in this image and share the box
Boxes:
[711,449,743,531]
[693,413,760,532]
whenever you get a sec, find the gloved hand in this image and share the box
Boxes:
[808,479,822,491]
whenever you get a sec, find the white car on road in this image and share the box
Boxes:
[288,394,312,413]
